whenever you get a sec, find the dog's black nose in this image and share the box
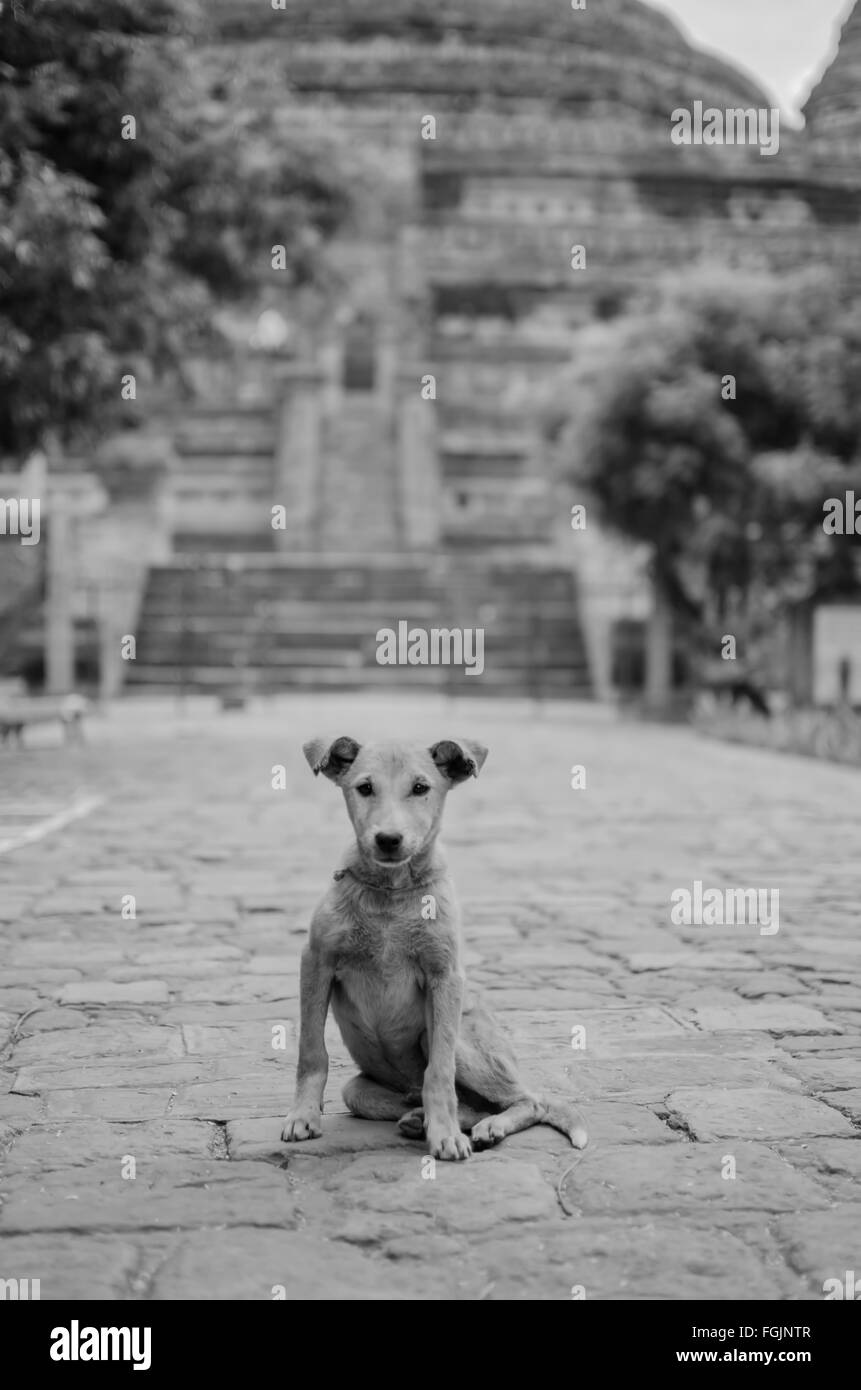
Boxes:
[375,832,403,854]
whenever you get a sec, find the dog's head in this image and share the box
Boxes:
[302,736,488,867]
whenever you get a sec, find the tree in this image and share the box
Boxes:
[0,0,348,459]
[550,265,861,707]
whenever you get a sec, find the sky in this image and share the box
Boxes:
[645,0,854,121]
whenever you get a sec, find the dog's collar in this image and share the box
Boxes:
[333,864,435,893]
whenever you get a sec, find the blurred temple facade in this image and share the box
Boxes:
[5,0,861,701]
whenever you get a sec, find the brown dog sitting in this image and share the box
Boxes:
[281,736,587,1161]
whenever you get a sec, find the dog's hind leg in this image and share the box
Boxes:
[342,1073,409,1120]
[455,1010,588,1150]
[454,1033,545,1145]
[470,1098,543,1147]
[471,1096,587,1149]
[397,1099,489,1140]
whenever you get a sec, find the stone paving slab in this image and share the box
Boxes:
[0,694,859,1300]
[664,1087,857,1141]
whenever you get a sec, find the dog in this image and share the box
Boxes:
[281,735,588,1161]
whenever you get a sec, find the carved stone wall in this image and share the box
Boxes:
[187,0,861,560]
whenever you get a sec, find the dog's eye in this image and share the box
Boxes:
[411,782,430,797]
[355,783,374,798]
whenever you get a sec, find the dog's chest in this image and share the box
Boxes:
[331,920,427,1042]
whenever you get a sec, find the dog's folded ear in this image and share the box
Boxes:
[429,738,488,784]
[303,736,362,781]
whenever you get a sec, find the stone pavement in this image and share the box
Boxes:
[0,694,859,1301]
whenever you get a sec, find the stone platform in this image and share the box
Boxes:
[0,695,858,1299]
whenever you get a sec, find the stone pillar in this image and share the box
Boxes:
[788,601,814,707]
[98,580,125,701]
[273,365,325,552]
[377,319,398,409]
[645,570,674,713]
[396,366,441,551]
[377,245,401,406]
[320,329,343,417]
[45,507,75,694]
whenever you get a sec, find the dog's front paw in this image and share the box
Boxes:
[428,1128,472,1161]
[281,1109,322,1142]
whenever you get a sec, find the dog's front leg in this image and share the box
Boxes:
[282,946,333,1142]
[423,971,471,1161]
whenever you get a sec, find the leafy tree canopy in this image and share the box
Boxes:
[0,0,348,458]
[551,265,861,623]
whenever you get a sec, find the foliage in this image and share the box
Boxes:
[552,265,861,635]
[0,0,348,458]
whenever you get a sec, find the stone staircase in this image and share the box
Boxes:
[441,559,592,696]
[126,553,592,697]
[168,405,277,551]
[126,555,444,693]
[315,398,402,553]
[125,385,592,698]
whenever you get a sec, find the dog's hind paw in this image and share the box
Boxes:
[281,1111,322,1142]
[470,1115,506,1148]
[397,1107,426,1140]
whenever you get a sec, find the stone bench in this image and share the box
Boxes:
[0,694,89,745]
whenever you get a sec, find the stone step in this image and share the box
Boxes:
[136,606,443,628]
[145,575,436,602]
[131,636,589,668]
[133,646,365,669]
[174,440,275,459]
[171,457,274,478]
[126,663,449,690]
[126,663,590,693]
[146,555,430,574]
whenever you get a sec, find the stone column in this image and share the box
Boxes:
[319,328,343,418]
[97,577,125,702]
[395,365,442,551]
[45,506,75,694]
[377,318,398,409]
[787,601,814,707]
[376,244,401,406]
[272,364,325,552]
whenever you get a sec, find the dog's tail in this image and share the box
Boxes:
[540,1096,588,1149]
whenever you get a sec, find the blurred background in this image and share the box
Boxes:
[2,0,860,760]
